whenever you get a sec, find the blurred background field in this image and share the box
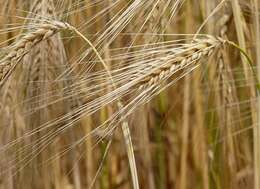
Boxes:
[0,0,260,188]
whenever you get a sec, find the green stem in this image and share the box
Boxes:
[226,40,260,94]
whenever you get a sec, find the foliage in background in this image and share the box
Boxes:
[0,0,259,188]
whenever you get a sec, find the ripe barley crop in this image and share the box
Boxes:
[0,0,259,189]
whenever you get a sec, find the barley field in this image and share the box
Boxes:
[0,0,259,188]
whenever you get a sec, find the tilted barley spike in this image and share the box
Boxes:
[0,21,72,85]
[138,37,225,90]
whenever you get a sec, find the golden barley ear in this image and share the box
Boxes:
[0,1,80,188]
